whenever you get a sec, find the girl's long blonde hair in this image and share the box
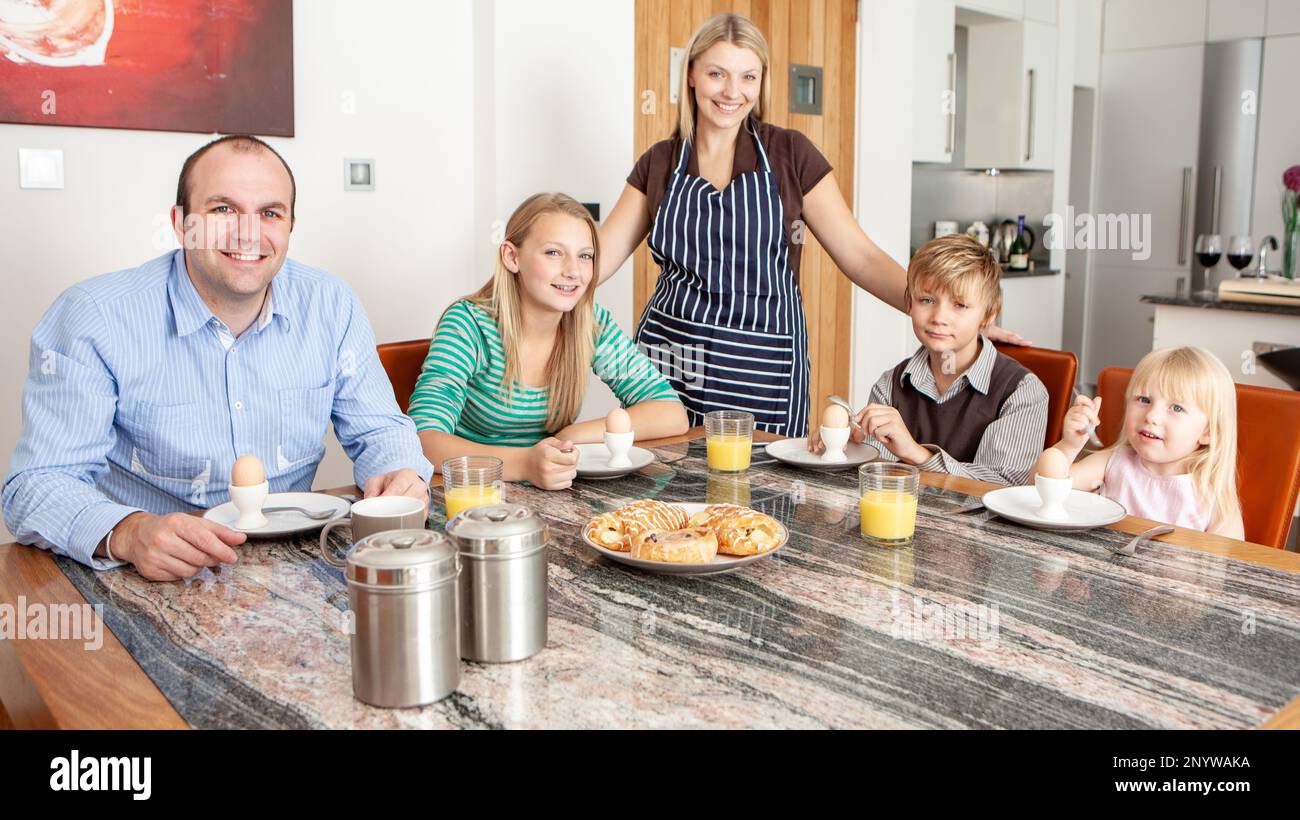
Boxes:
[675,13,772,143]
[464,192,599,434]
[1117,346,1241,525]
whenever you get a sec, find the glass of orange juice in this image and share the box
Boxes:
[858,463,920,546]
[705,410,754,473]
[441,456,504,522]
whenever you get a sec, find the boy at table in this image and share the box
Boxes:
[3,135,432,582]
[810,234,1047,485]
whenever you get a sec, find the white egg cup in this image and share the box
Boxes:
[819,425,851,463]
[230,481,269,530]
[604,430,635,469]
[1034,475,1073,521]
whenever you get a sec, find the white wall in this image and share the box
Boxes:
[852,0,917,407]
[481,0,637,423]
[0,0,479,539]
[0,0,638,542]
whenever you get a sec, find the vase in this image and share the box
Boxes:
[1286,227,1299,280]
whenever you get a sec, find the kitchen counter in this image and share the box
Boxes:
[4,430,1300,729]
[1142,292,1300,318]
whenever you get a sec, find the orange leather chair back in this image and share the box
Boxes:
[377,338,432,414]
[1096,366,1300,549]
[993,342,1078,448]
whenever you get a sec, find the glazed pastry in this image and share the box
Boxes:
[585,499,689,551]
[617,499,689,545]
[585,512,629,551]
[687,503,746,530]
[630,527,719,564]
[715,510,782,556]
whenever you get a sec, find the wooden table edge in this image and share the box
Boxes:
[2,427,1296,730]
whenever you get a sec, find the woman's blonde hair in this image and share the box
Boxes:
[675,13,773,143]
[464,192,600,434]
[1118,346,1241,526]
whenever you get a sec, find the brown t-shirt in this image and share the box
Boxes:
[627,120,833,285]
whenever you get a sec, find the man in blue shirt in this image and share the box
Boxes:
[4,135,433,580]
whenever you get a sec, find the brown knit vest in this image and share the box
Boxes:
[891,351,1031,463]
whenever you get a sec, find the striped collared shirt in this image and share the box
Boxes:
[863,335,1048,485]
[409,300,680,446]
[3,251,433,570]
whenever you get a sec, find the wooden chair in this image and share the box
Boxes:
[994,342,1078,448]
[377,338,432,414]
[1096,366,1300,549]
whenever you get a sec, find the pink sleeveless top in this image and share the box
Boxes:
[1101,445,1213,531]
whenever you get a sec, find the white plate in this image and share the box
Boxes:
[575,443,656,479]
[981,486,1127,531]
[581,502,788,576]
[203,492,352,536]
[764,437,880,470]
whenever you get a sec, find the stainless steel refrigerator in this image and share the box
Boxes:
[1190,38,1263,295]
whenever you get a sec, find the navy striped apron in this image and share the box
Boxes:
[634,119,810,437]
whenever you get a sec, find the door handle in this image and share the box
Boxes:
[1210,165,1222,235]
[946,52,956,155]
[1178,167,1192,266]
[1025,68,1036,162]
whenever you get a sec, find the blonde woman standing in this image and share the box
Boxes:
[410,193,688,490]
[599,13,1025,436]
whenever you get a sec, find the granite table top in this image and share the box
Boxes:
[50,440,1300,729]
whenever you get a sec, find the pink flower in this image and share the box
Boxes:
[1285,165,1300,193]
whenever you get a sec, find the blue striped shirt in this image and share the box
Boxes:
[3,251,433,570]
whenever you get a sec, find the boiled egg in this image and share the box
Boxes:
[1038,447,1071,480]
[231,454,266,487]
[606,407,632,434]
[822,404,850,429]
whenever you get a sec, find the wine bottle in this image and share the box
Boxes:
[1008,215,1029,271]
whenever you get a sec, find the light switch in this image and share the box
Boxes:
[19,148,64,189]
[344,158,374,191]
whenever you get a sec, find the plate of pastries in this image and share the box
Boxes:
[582,499,787,576]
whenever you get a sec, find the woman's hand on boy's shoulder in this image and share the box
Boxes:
[986,324,1031,346]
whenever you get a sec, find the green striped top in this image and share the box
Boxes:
[408,300,681,446]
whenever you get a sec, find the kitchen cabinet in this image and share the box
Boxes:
[999,272,1064,350]
[1094,44,1203,271]
[1251,34,1300,253]
[912,0,957,163]
[1024,0,1057,24]
[1103,0,1207,51]
[957,0,1024,19]
[1074,0,1103,87]
[965,20,1057,170]
[1267,0,1300,36]
[1207,0,1267,40]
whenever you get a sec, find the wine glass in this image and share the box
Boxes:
[1227,235,1255,278]
[1194,234,1222,298]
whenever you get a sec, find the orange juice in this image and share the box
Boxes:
[445,484,502,519]
[859,490,918,542]
[707,434,752,472]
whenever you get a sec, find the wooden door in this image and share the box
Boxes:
[633,0,857,427]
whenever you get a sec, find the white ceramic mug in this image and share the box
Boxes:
[320,495,428,562]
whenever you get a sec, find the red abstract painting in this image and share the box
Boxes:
[0,0,293,136]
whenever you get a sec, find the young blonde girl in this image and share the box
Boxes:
[1031,346,1243,538]
[409,193,688,490]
